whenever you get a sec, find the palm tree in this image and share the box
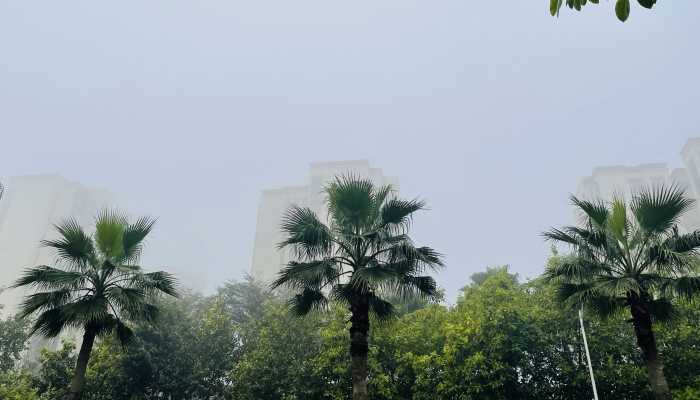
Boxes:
[544,185,700,400]
[12,210,178,400]
[272,176,443,400]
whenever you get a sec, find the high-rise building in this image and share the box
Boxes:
[576,138,700,230]
[250,160,398,282]
[0,175,113,317]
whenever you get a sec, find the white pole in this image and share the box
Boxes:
[579,308,599,400]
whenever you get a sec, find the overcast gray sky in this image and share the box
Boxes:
[1,0,699,300]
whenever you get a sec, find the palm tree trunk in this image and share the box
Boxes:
[350,297,370,400]
[629,299,671,400]
[65,327,97,400]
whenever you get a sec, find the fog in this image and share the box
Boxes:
[1,0,699,301]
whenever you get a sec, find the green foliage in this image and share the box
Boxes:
[463,265,518,289]
[0,308,29,372]
[0,370,39,400]
[231,300,325,400]
[34,341,77,399]
[549,0,660,22]
[216,275,269,324]
[1,268,700,398]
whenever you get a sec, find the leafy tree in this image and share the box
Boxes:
[0,370,39,400]
[272,176,443,400]
[34,341,77,399]
[231,300,325,400]
[0,306,29,373]
[192,298,239,399]
[82,334,155,400]
[549,0,660,22]
[544,186,700,400]
[81,290,240,400]
[217,275,270,324]
[464,265,518,289]
[111,292,208,400]
[368,304,449,400]
[11,211,178,400]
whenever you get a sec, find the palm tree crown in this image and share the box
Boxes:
[272,175,443,318]
[13,210,178,344]
[544,186,700,313]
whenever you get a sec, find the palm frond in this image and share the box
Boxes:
[544,257,610,284]
[388,243,444,273]
[271,259,341,290]
[95,209,128,259]
[41,219,94,267]
[553,282,597,307]
[632,185,694,234]
[587,295,626,319]
[593,275,643,298]
[97,315,136,345]
[350,264,398,294]
[665,230,700,253]
[61,297,110,324]
[31,308,70,337]
[121,216,156,263]
[608,198,629,241]
[11,266,86,290]
[379,198,425,234]
[115,319,135,345]
[570,195,609,227]
[330,283,354,305]
[279,206,332,260]
[543,228,582,246]
[325,175,375,229]
[659,276,700,300]
[288,288,328,316]
[368,293,395,320]
[129,271,179,297]
[17,289,73,319]
[384,275,439,300]
[105,286,149,320]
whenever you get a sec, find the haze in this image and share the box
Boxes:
[1,0,699,301]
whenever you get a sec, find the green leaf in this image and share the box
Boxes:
[609,198,628,241]
[616,0,631,21]
[550,0,559,16]
[637,0,656,9]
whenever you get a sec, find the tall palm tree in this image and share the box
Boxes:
[544,185,700,400]
[272,176,443,400]
[12,210,178,400]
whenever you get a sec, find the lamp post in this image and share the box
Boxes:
[579,308,599,400]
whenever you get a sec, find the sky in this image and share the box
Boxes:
[1,0,699,301]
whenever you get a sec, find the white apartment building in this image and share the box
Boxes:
[576,138,700,230]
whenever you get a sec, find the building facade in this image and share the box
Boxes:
[250,160,398,282]
[576,138,700,231]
